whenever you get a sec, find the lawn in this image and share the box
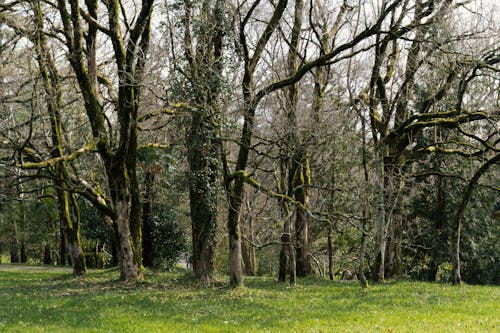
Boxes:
[0,265,498,332]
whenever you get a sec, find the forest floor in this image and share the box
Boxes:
[0,264,498,333]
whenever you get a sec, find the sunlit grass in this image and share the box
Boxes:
[0,265,498,332]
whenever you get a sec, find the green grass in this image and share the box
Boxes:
[0,265,498,332]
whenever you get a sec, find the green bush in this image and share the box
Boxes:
[435,262,453,283]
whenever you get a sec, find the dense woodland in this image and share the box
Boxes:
[0,0,498,287]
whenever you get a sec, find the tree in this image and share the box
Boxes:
[32,0,86,275]
[177,0,226,284]
[10,0,157,280]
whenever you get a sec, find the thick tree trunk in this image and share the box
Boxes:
[386,211,402,278]
[188,113,219,283]
[182,0,224,285]
[189,178,217,281]
[115,199,139,280]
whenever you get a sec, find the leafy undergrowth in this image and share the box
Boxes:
[0,265,498,332]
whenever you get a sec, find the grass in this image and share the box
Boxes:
[0,264,498,332]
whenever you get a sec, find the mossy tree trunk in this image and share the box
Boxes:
[181,0,225,284]
[53,0,154,280]
[33,0,86,276]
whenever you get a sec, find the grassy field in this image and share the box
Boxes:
[0,265,498,332]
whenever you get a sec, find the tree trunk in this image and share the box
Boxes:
[55,185,86,276]
[20,240,27,263]
[374,146,386,282]
[278,159,296,285]
[327,226,334,280]
[249,217,257,275]
[295,152,311,277]
[229,233,243,287]
[43,244,51,265]
[285,0,305,281]
[359,218,369,288]
[181,0,224,284]
[188,113,219,283]
[228,186,244,287]
[9,222,19,263]
[241,239,254,276]
[10,240,19,263]
[108,166,140,281]
[289,235,296,287]
[115,198,139,281]
[452,220,462,285]
[67,194,86,276]
[278,232,288,282]
[33,2,86,276]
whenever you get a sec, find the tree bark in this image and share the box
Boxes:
[108,167,139,281]
[181,0,224,284]
[188,114,219,283]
